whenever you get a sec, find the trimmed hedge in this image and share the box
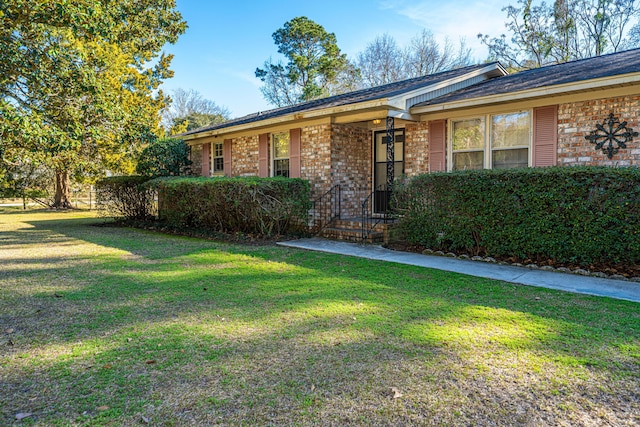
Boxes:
[152,176,311,237]
[394,166,640,266]
[95,176,156,220]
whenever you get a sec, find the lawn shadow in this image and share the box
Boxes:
[1,215,639,425]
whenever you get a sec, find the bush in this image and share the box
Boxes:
[152,176,311,237]
[95,176,156,220]
[394,166,640,266]
[136,138,192,177]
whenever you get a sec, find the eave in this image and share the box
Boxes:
[411,72,640,114]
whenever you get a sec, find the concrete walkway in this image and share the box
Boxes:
[277,238,640,303]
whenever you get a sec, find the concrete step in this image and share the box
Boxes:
[320,227,384,244]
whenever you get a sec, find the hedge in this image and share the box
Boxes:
[95,176,156,220]
[393,166,640,266]
[152,176,311,237]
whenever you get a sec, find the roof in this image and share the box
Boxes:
[415,48,640,108]
[182,63,499,137]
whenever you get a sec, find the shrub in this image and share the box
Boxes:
[136,138,192,177]
[95,176,156,220]
[394,166,640,266]
[152,176,311,237]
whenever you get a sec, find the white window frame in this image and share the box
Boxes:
[448,110,532,171]
[212,142,224,175]
[271,132,290,177]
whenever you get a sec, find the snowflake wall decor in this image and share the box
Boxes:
[585,113,638,159]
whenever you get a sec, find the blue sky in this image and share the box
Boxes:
[162,0,508,118]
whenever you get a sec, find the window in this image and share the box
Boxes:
[272,132,290,177]
[491,112,529,169]
[212,142,224,174]
[450,111,531,171]
[452,118,485,171]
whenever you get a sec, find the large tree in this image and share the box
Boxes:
[355,31,473,88]
[255,16,350,106]
[479,0,640,70]
[0,1,186,208]
[356,34,405,87]
[162,88,230,133]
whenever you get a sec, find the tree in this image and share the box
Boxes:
[136,138,192,177]
[255,16,350,106]
[356,34,405,87]
[403,30,473,77]
[162,88,230,133]
[479,0,640,70]
[355,31,473,88]
[0,1,186,208]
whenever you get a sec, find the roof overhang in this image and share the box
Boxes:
[180,63,508,142]
[411,71,640,114]
[180,100,398,141]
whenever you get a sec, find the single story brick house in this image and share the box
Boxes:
[181,48,640,229]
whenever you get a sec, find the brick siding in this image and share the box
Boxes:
[558,95,640,166]
[405,121,430,176]
[190,144,203,176]
[331,124,372,217]
[232,135,259,177]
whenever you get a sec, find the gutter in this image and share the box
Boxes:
[411,72,640,114]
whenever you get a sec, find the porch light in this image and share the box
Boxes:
[372,119,382,125]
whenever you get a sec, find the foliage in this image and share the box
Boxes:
[394,166,640,266]
[357,30,473,87]
[154,176,311,237]
[161,88,230,134]
[0,1,186,208]
[95,175,156,220]
[479,0,640,70]
[255,16,350,106]
[136,138,192,178]
[0,149,51,200]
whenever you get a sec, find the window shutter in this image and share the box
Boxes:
[258,133,269,177]
[533,105,558,167]
[429,120,446,172]
[223,139,232,177]
[202,143,211,177]
[289,128,301,178]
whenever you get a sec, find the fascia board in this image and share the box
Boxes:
[411,72,640,114]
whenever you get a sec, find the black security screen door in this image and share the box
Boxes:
[373,129,404,213]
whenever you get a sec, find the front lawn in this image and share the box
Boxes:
[1,209,638,426]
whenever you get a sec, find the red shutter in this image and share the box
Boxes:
[289,128,301,178]
[223,139,232,177]
[429,120,446,172]
[533,105,558,167]
[258,133,269,177]
[202,143,211,177]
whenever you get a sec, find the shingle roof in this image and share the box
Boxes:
[182,63,496,136]
[415,48,640,108]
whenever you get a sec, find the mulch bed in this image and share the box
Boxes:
[386,241,640,279]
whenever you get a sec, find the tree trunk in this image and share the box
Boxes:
[54,170,73,209]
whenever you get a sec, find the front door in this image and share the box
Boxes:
[374,129,404,213]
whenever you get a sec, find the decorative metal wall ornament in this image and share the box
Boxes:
[386,116,395,189]
[585,113,638,159]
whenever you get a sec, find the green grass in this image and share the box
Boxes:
[1,208,638,426]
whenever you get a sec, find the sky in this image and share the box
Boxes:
[161,0,509,118]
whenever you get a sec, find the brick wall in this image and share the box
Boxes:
[405,121,430,176]
[300,124,333,196]
[558,95,640,166]
[190,144,204,176]
[232,135,259,177]
[331,124,372,217]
